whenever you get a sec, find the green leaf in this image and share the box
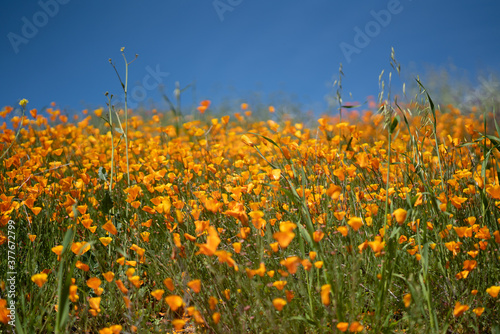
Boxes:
[390,116,399,133]
[55,228,76,334]
[100,190,113,214]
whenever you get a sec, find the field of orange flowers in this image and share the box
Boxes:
[1,89,500,333]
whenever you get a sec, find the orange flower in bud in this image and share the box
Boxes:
[51,245,63,260]
[392,208,407,224]
[209,296,218,310]
[336,322,349,332]
[196,226,220,256]
[165,295,184,311]
[187,279,201,293]
[270,242,279,252]
[403,293,411,307]
[270,169,281,181]
[232,242,242,254]
[347,217,363,231]
[89,297,101,314]
[102,271,115,282]
[349,322,364,332]
[31,273,48,287]
[241,135,254,147]
[280,256,301,274]
[71,242,90,255]
[486,286,500,298]
[486,184,500,199]
[75,261,89,272]
[115,280,128,294]
[87,277,101,290]
[473,307,485,316]
[128,276,142,288]
[272,298,287,311]
[313,230,325,242]
[368,236,385,256]
[212,311,221,324]
[163,278,175,291]
[273,231,295,248]
[337,226,348,237]
[102,220,118,235]
[69,285,79,303]
[321,284,331,306]
[453,301,469,317]
[151,289,164,301]
[172,319,186,331]
[272,281,287,291]
[99,237,112,246]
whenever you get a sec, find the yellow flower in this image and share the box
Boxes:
[99,237,112,246]
[19,99,29,107]
[31,273,48,287]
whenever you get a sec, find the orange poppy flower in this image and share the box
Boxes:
[321,284,331,306]
[347,217,363,231]
[31,273,48,287]
[272,298,287,311]
[151,289,164,301]
[486,286,500,298]
[187,279,201,293]
[165,295,184,311]
[453,301,469,317]
[196,226,221,256]
[163,278,175,291]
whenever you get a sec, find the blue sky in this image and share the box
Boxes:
[1,0,500,114]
